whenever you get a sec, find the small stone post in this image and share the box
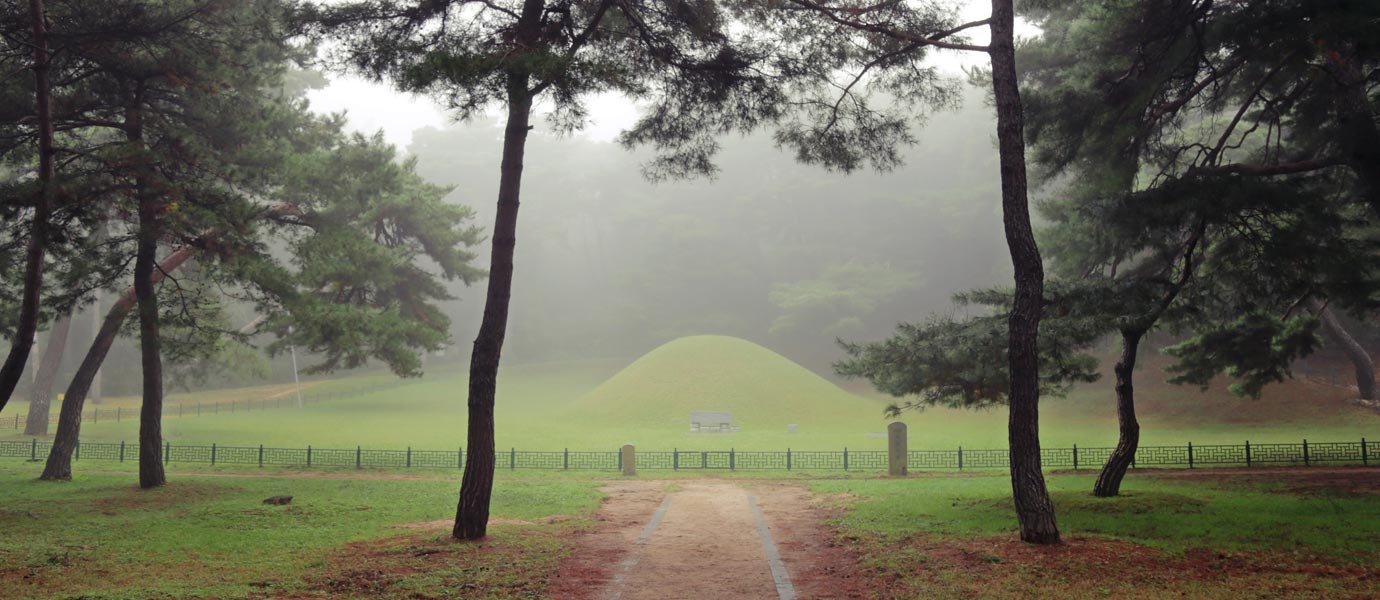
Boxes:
[621,444,636,476]
[888,421,908,476]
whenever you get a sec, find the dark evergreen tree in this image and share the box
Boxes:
[0,0,56,411]
[756,0,1063,543]
[303,0,815,540]
[1015,0,1380,495]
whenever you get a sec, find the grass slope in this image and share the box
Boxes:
[1,336,1376,452]
[573,335,879,429]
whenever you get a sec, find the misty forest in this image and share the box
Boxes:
[1,0,1379,598]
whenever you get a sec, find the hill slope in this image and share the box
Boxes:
[574,335,882,430]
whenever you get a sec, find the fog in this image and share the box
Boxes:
[415,89,1012,375]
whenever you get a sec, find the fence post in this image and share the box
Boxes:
[120,441,125,463]
[164,441,170,465]
[510,447,516,471]
[259,444,264,467]
[1364,438,1369,466]
[1073,444,1079,471]
[1246,440,1252,467]
[564,448,569,470]
[407,447,412,468]
[617,447,623,471]
[701,451,707,469]
[211,443,217,466]
[307,445,312,466]
[458,447,463,469]
[730,448,735,471]
[958,446,964,471]
[30,438,36,460]
[1187,442,1193,469]
[75,441,80,461]
[673,448,678,471]
[356,446,361,468]
[1303,439,1310,467]
[787,448,792,471]
[843,447,849,471]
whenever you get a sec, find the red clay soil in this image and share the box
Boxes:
[550,479,868,600]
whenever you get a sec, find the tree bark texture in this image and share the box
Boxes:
[1094,329,1143,497]
[23,312,72,436]
[0,0,56,412]
[989,0,1060,544]
[40,248,194,481]
[124,94,166,489]
[454,58,537,539]
[135,189,166,489]
[1312,300,1376,400]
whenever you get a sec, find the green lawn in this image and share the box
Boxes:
[4,465,1378,599]
[3,336,1377,454]
[810,469,1380,599]
[811,471,1380,559]
[0,468,605,600]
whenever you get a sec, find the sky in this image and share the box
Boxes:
[304,1,1031,149]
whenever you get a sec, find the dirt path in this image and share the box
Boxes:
[551,479,865,600]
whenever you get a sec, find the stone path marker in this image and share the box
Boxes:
[621,444,636,476]
[888,421,907,476]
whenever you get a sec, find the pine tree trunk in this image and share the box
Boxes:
[1094,329,1142,497]
[454,71,534,541]
[989,0,1060,544]
[124,92,166,489]
[0,0,56,412]
[39,248,193,481]
[1312,300,1376,400]
[23,312,72,436]
[90,302,104,405]
[135,192,165,489]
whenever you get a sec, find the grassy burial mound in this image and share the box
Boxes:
[574,335,883,431]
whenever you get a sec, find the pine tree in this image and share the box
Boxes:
[304,0,804,540]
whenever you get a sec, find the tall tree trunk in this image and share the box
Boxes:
[125,91,166,489]
[135,191,165,489]
[40,248,194,481]
[0,0,56,412]
[1312,300,1376,400]
[90,291,104,405]
[989,0,1060,544]
[1094,329,1142,497]
[23,312,72,436]
[453,68,535,541]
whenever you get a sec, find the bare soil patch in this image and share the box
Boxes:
[551,479,867,600]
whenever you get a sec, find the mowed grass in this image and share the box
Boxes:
[811,469,1380,599]
[2,335,1377,452]
[0,468,605,600]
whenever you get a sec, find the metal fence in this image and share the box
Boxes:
[2,437,1376,471]
[8,380,413,430]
